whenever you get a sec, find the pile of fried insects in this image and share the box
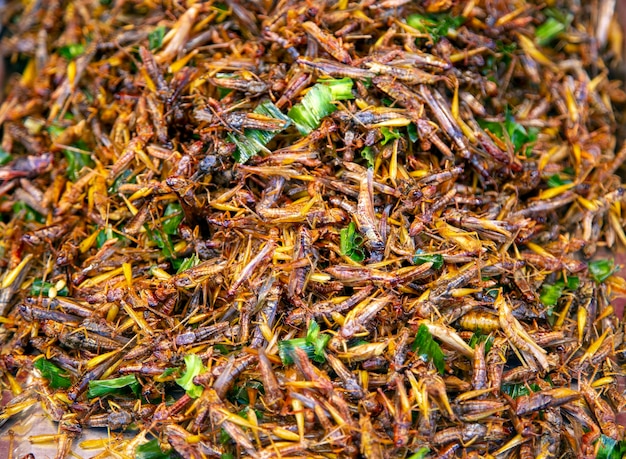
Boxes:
[2,0,626,458]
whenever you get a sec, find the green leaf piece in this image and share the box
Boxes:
[589,259,616,283]
[34,358,72,389]
[88,374,139,398]
[162,202,183,235]
[58,43,86,60]
[412,324,445,374]
[278,320,329,365]
[148,26,167,51]
[175,354,205,398]
[136,439,175,459]
[412,251,444,269]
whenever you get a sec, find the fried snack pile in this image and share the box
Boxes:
[1,1,626,457]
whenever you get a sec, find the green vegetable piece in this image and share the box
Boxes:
[175,354,205,398]
[546,174,571,188]
[288,79,354,135]
[407,123,419,143]
[340,221,365,262]
[176,254,200,273]
[539,283,564,307]
[88,375,139,398]
[31,279,69,297]
[148,26,167,51]
[12,202,45,223]
[408,447,430,459]
[406,13,465,42]
[64,149,94,181]
[468,332,493,354]
[136,439,174,459]
[34,358,72,389]
[412,324,445,374]
[360,146,375,169]
[535,17,566,45]
[413,251,444,269]
[278,320,329,365]
[58,43,86,60]
[596,434,626,459]
[162,202,183,235]
[380,127,401,145]
[589,259,616,283]
[0,148,12,166]
[231,100,291,164]
[501,383,540,398]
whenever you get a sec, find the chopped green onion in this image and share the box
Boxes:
[412,251,444,269]
[340,221,365,262]
[589,259,616,283]
[278,320,329,365]
[288,78,354,135]
[412,324,445,374]
[136,439,175,459]
[34,358,72,389]
[148,26,167,51]
[175,354,205,398]
[230,100,291,164]
[88,375,139,398]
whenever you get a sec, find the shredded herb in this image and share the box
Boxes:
[278,320,330,365]
[88,375,139,398]
[413,251,444,269]
[176,254,201,274]
[340,221,365,262]
[412,324,445,374]
[34,358,72,389]
[540,275,579,310]
[588,259,616,283]
[175,354,205,398]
